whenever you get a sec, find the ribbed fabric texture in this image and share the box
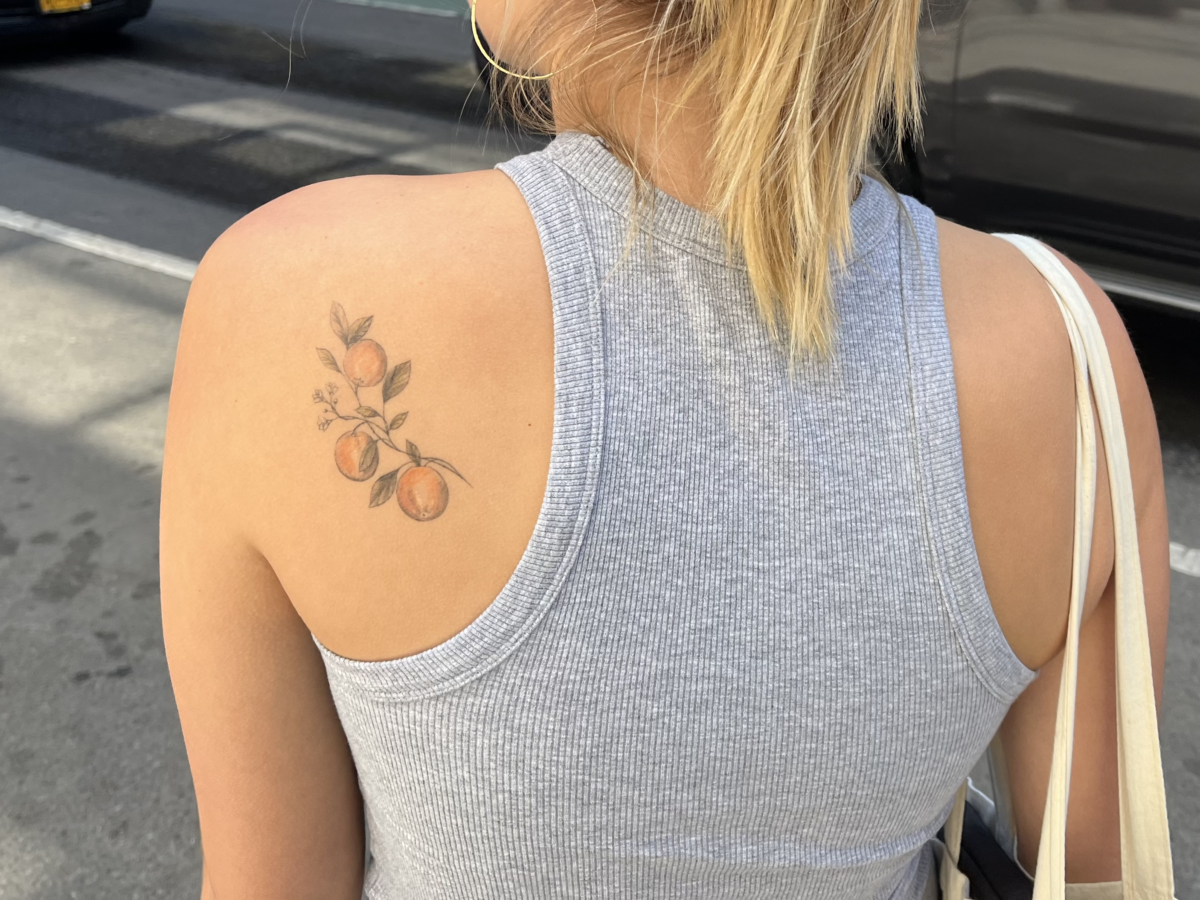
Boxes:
[315,131,1036,900]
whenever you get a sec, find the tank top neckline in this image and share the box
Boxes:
[542,130,897,269]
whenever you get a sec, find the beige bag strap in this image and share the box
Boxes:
[942,235,1174,899]
[1011,234,1097,900]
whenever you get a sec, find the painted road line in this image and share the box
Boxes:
[1171,542,1200,578]
[0,205,198,281]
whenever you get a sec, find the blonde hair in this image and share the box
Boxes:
[486,0,922,358]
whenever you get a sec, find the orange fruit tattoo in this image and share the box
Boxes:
[343,339,387,387]
[315,303,466,521]
[334,431,378,481]
[397,466,449,521]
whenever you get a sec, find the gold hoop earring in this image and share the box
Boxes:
[471,1,555,81]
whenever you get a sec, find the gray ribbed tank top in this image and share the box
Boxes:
[315,131,1036,900]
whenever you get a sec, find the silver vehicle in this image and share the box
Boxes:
[889,0,1200,314]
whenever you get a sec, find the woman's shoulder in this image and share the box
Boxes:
[178,169,546,381]
[197,169,528,292]
[164,170,558,661]
[174,168,551,435]
[934,217,1159,670]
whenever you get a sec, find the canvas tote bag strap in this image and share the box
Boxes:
[995,234,1174,899]
[1005,234,1097,900]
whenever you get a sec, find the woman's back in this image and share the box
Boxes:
[159,5,1169,897]
[307,131,1036,899]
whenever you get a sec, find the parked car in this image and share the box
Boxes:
[891,0,1200,315]
[0,0,151,39]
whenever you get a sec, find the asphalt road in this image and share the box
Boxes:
[0,4,1197,898]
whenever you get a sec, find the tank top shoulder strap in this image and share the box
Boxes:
[894,195,1034,702]
[497,142,602,283]
[313,142,606,700]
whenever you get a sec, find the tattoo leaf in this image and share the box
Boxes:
[359,438,379,475]
[330,303,351,345]
[369,469,399,508]
[405,439,421,464]
[346,316,373,346]
[388,411,408,432]
[356,406,381,418]
[317,348,341,373]
[383,361,411,402]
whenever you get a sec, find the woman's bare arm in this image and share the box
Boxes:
[939,222,1170,881]
[998,250,1170,880]
[161,212,367,900]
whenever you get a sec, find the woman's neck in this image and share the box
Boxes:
[551,69,717,213]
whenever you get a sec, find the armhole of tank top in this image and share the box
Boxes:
[898,197,1037,705]
[312,151,606,701]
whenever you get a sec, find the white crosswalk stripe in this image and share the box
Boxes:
[0,205,198,281]
[1170,542,1200,577]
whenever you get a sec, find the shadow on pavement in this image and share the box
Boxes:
[0,411,199,900]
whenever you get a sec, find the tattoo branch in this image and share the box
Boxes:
[312,302,468,521]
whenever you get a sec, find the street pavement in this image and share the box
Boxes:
[0,3,1198,898]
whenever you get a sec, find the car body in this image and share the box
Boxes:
[904,0,1200,315]
[0,0,151,39]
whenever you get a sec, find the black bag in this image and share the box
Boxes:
[942,800,1033,900]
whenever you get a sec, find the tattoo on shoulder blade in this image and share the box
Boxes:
[311,302,468,522]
